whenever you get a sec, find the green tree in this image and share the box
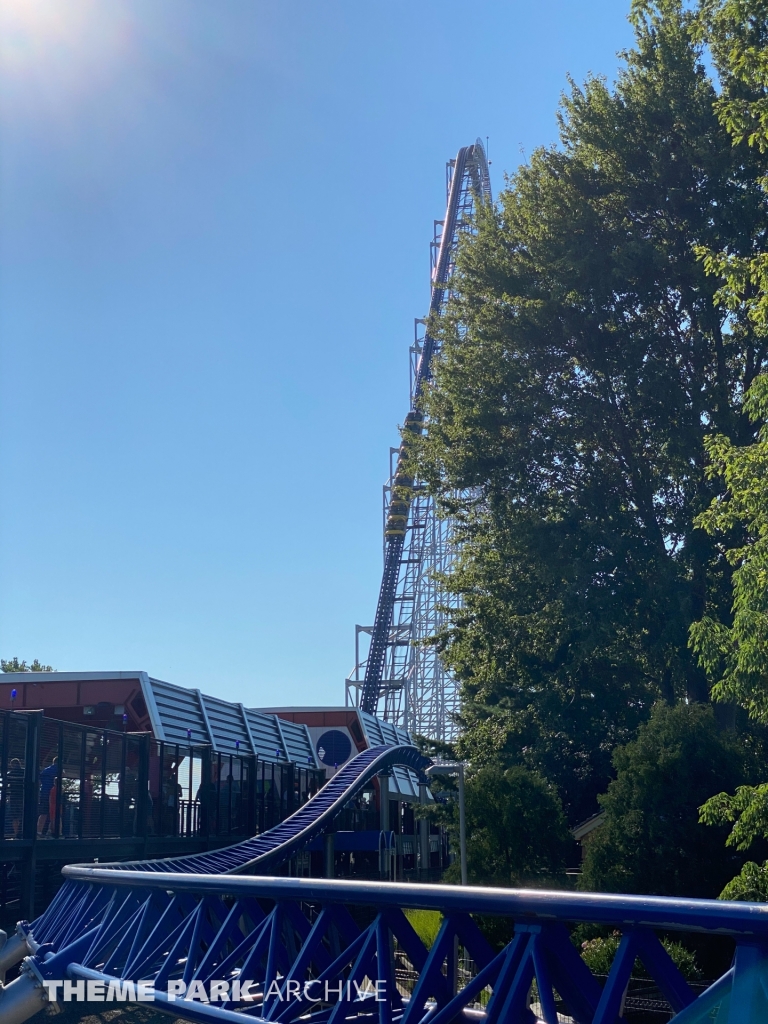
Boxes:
[694,0,768,350]
[688,1,768,714]
[413,0,768,822]
[691,377,768,896]
[690,375,768,717]
[683,0,768,900]
[445,763,571,887]
[580,703,750,897]
[1,658,53,673]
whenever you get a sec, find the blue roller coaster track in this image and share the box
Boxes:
[95,744,426,877]
[1,858,766,1023]
[359,139,491,718]
[0,743,427,1019]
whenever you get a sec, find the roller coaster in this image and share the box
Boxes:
[0,141,765,1024]
[348,139,491,742]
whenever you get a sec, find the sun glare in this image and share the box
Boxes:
[0,0,134,93]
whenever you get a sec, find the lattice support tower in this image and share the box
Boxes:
[347,140,491,741]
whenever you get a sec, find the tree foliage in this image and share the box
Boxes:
[670,0,768,901]
[413,0,768,823]
[419,762,570,887]
[580,932,701,980]
[580,703,751,897]
[700,779,768,850]
[719,859,768,900]
[687,1,768,718]
[690,376,768,717]
[693,379,768,895]
[698,0,768,156]
[1,658,54,673]
[439,763,571,887]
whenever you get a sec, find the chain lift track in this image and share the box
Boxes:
[354,140,491,737]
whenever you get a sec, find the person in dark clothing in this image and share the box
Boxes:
[37,756,58,836]
[196,764,220,835]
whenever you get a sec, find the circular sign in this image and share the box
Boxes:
[316,729,352,767]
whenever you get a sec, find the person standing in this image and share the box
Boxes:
[37,756,58,836]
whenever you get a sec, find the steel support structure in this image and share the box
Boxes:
[351,139,491,741]
[1,872,766,1024]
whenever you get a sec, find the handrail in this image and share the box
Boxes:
[58,870,768,938]
[4,869,765,1024]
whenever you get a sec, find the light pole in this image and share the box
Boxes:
[426,762,467,885]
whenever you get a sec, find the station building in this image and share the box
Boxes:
[0,671,440,924]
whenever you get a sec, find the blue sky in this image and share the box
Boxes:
[0,0,635,706]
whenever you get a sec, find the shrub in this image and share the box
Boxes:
[719,861,768,902]
[581,933,700,980]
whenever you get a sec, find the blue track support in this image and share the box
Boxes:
[3,873,768,1024]
[0,743,428,1019]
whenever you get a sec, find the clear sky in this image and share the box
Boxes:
[0,0,635,706]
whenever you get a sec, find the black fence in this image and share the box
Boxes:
[0,710,325,844]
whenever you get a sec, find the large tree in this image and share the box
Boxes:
[414,0,768,822]
[689,0,768,717]
[458,764,571,888]
[580,702,752,898]
[690,375,768,716]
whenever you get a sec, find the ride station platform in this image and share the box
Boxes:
[0,673,442,924]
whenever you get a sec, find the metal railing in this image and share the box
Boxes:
[0,871,763,1024]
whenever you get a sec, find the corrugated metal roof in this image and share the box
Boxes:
[390,764,421,799]
[359,711,411,748]
[277,717,320,765]
[358,712,423,798]
[143,678,319,766]
[148,679,208,745]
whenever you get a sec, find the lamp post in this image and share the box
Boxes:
[425,762,467,886]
